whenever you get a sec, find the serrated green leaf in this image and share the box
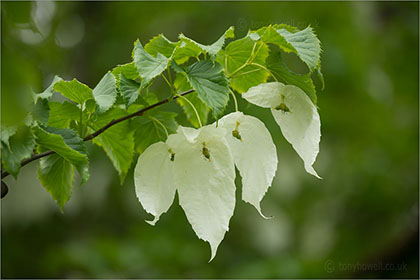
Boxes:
[256,25,321,73]
[48,102,81,129]
[93,72,117,112]
[1,125,17,150]
[132,39,169,86]
[112,62,140,86]
[31,99,50,125]
[32,75,62,103]
[34,126,89,184]
[119,74,141,106]
[277,26,321,72]
[54,79,93,104]
[92,108,134,184]
[217,36,270,93]
[133,110,178,154]
[1,126,35,178]
[255,25,296,53]
[179,26,235,57]
[145,34,176,58]
[38,153,74,210]
[174,73,209,128]
[172,41,202,65]
[267,47,317,104]
[184,60,229,117]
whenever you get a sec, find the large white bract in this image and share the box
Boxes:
[134,113,278,261]
[217,112,278,218]
[243,82,321,178]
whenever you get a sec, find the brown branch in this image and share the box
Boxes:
[1,89,194,179]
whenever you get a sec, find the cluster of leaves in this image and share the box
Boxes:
[1,24,323,259]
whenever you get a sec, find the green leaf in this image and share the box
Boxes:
[111,62,140,86]
[255,25,296,53]
[54,79,93,104]
[92,108,134,184]
[119,74,141,106]
[32,75,62,103]
[48,102,82,129]
[316,64,325,90]
[266,47,317,104]
[92,72,117,112]
[133,110,178,154]
[31,99,50,125]
[256,25,321,72]
[172,42,202,65]
[145,34,176,58]
[174,73,209,128]
[277,26,321,72]
[33,126,89,184]
[217,36,270,93]
[1,125,17,150]
[1,126,35,178]
[132,39,169,86]
[183,60,229,117]
[38,153,74,210]
[179,26,235,57]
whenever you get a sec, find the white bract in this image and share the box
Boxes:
[243,82,321,178]
[217,112,278,218]
[135,125,236,261]
[134,142,176,226]
[134,115,279,261]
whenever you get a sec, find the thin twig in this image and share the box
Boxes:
[1,89,194,179]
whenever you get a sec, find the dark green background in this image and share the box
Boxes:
[1,1,419,278]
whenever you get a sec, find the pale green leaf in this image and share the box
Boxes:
[134,141,176,225]
[92,72,117,112]
[48,102,82,129]
[184,60,229,117]
[172,41,202,65]
[32,75,62,103]
[218,112,277,217]
[1,125,17,150]
[144,34,176,58]
[54,79,93,104]
[255,25,296,53]
[111,62,140,86]
[1,126,35,178]
[33,126,89,184]
[133,111,178,154]
[216,36,270,93]
[132,39,169,86]
[277,26,321,72]
[119,74,141,106]
[31,99,50,125]
[38,153,74,210]
[92,108,134,184]
[174,73,209,128]
[179,26,235,57]
[166,125,236,261]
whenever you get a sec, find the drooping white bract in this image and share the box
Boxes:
[217,112,278,218]
[134,142,176,226]
[134,125,236,261]
[243,82,321,178]
[167,125,236,261]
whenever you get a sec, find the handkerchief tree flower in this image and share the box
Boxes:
[1,23,324,260]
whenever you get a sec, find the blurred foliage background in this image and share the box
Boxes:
[1,1,419,278]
